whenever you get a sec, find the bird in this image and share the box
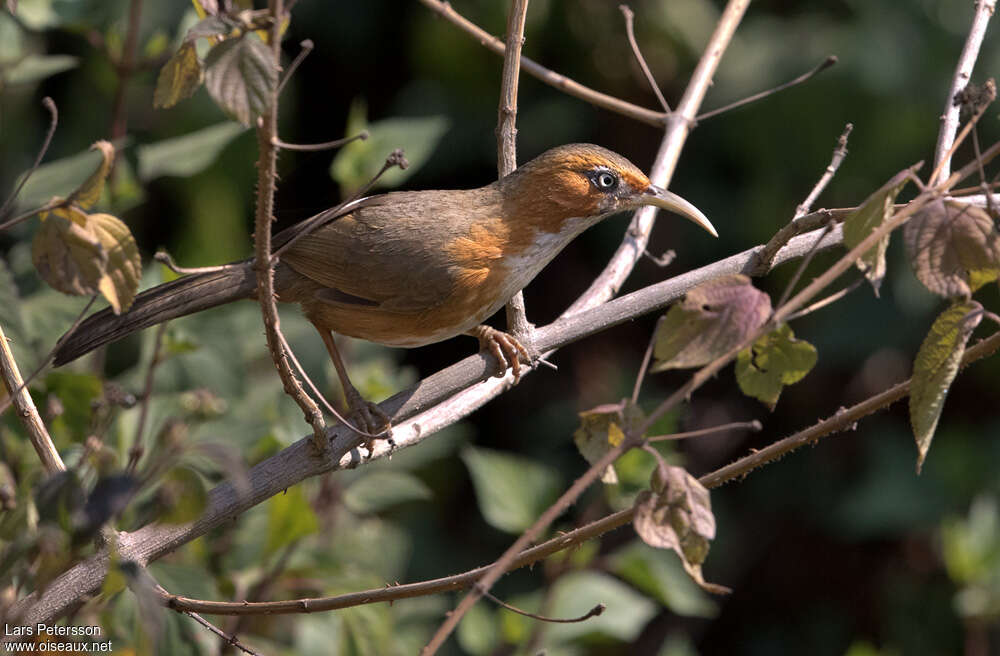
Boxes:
[53,143,716,437]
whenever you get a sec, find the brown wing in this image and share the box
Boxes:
[280,188,499,314]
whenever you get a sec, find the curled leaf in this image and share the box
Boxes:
[842,166,916,294]
[910,300,982,473]
[735,323,817,409]
[153,41,203,109]
[904,199,1000,298]
[32,206,106,297]
[633,465,729,594]
[651,274,772,371]
[574,400,645,484]
[203,34,276,126]
[66,140,115,209]
[90,213,141,313]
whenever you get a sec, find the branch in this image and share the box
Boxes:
[932,0,997,180]
[620,4,670,113]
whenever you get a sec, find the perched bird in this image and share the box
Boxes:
[53,144,716,434]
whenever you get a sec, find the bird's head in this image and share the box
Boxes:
[500,143,717,237]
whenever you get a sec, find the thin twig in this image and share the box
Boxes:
[784,277,863,321]
[272,131,368,152]
[646,419,762,442]
[774,219,835,311]
[631,315,663,404]
[932,0,997,180]
[153,250,230,275]
[696,55,838,121]
[620,4,670,113]
[483,587,604,624]
[0,325,65,474]
[929,87,995,186]
[128,322,169,474]
[109,0,143,163]
[0,97,58,219]
[152,583,264,656]
[277,38,313,95]
[417,0,666,127]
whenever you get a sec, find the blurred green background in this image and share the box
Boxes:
[1,0,999,654]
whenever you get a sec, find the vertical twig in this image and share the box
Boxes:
[109,0,143,152]
[128,322,169,473]
[932,0,997,180]
[498,0,535,353]
[0,326,65,474]
[255,0,327,447]
[620,4,670,113]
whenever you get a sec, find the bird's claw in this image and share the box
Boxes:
[343,388,392,455]
[471,325,531,383]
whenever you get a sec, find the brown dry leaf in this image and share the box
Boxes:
[651,274,771,371]
[90,213,141,313]
[66,141,114,209]
[32,206,106,297]
[904,199,1000,298]
[633,465,730,594]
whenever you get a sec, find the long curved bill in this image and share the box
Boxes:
[641,185,718,237]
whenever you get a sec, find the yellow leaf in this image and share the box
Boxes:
[32,206,106,297]
[66,141,114,209]
[153,41,203,109]
[90,213,141,313]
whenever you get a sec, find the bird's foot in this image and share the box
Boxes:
[343,388,393,455]
[470,325,531,382]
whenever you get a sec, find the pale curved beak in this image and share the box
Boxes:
[641,185,718,237]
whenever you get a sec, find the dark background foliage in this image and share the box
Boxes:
[1,0,998,654]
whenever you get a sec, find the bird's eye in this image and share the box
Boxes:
[595,171,617,189]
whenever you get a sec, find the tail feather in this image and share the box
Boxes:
[53,262,257,366]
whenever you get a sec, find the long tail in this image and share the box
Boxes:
[53,262,257,366]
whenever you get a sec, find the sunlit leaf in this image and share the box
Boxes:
[153,42,202,109]
[735,323,817,409]
[15,142,124,209]
[32,205,105,297]
[609,541,718,618]
[90,213,141,313]
[266,485,318,556]
[461,447,562,534]
[573,400,644,484]
[137,122,245,180]
[904,199,1000,298]
[457,603,499,656]
[3,54,78,85]
[157,467,207,524]
[910,300,982,473]
[544,571,658,644]
[67,140,115,209]
[331,98,449,193]
[842,167,915,294]
[651,274,771,371]
[633,465,729,594]
[203,34,276,126]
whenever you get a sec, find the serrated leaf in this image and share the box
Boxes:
[89,213,141,313]
[573,399,644,484]
[461,447,562,534]
[153,41,203,109]
[342,470,432,514]
[137,122,245,180]
[266,485,318,556]
[203,34,276,126]
[157,467,207,524]
[651,274,771,371]
[633,466,729,595]
[904,199,1000,298]
[67,140,115,209]
[331,99,450,193]
[735,323,817,408]
[910,300,982,473]
[842,167,915,295]
[32,205,106,297]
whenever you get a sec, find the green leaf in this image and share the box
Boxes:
[203,34,276,126]
[157,467,207,524]
[609,542,718,618]
[342,470,432,514]
[3,54,78,85]
[32,205,106,298]
[543,571,657,645]
[67,140,115,210]
[941,495,1000,585]
[266,485,318,556]
[735,323,817,408]
[330,98,450,193]
[184,15,235,41]
[842,167,915,295]
[573,400,645,484]
[461,447,562,534]
[153,41,203,109]
[15,141,124,209]
[651,274,771,371]
[0,258,27,347]
[90,213,142,313]
[457,602,499,656]
[909,300,982,473]
[137,122,245,180]
[904,199,1000,298]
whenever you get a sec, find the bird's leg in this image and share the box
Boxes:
[313,324,392,450]
[467,325,531,382]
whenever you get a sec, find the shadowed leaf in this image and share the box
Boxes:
[651,274,771,371]
[203,34,276,126]
[842,166,915,294]
[153,42,203,109]
[137,122,245,180]
[461,447,561,534]
[633,465,729,594]
[910,300,982,473]
[32,205,106,297]
[66,140,114,209]
[573,400,645,483]
[266,484,318,556]
[735,323,817,408]
[904,199,1000,298]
